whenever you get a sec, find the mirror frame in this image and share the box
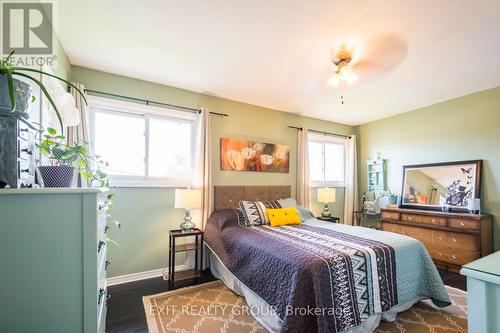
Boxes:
[400,159,482,212]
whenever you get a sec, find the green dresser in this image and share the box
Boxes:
[460,251,500,333]
[0,188,110,333]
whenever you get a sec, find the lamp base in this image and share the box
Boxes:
[321,203,331,218]
[180,209,195,232]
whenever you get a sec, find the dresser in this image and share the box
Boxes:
[460,251,500,333]
[0,188,110,333]
[380,207,492,272]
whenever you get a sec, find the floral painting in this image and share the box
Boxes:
[220,138,289,173]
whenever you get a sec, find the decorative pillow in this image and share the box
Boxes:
[296,205,315,222]
[278,198,297,208]
[233,208,247,226]
[266,207,302,227]
[239,200,282,226]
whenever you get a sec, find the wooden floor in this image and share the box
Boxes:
[106,268,466,332]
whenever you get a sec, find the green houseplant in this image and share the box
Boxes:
[37,127,109,188]
[0,51,86,133]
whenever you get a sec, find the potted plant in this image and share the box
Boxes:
[37,127,109,188]
[384,189,399,205]
[0,51,86,133]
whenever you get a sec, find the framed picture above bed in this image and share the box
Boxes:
[220,137,289,173]
[401,159,482,212]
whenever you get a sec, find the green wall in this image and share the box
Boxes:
[358,86,500,250]
[71,66,353,277]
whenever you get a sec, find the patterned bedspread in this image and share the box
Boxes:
[204,209,451,333]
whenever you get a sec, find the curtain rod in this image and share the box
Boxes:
[288,125,352,139]
[83,88,229,117]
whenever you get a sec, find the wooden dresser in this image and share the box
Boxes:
[380,207,492,272]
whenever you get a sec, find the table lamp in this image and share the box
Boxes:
[318,187,336,218]
[175,188,201,232]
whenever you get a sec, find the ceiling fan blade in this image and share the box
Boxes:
[354,34,408,76]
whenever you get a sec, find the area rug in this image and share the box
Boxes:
[143,281,467,333]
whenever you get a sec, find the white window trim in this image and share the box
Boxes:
[308,132,347,188]
[88,95,198,188]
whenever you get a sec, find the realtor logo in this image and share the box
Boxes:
[2,2,53,55]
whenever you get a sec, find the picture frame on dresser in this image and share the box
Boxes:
[400,159,482,212]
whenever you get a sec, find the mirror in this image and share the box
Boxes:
[401,160,482,211]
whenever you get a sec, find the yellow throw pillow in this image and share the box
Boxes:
[266,207,302,227]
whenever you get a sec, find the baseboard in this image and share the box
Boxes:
[107,265,189,286]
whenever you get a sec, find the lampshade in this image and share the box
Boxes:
[175,188,202,209]
[318,187,336,203]
[57,92,80,127]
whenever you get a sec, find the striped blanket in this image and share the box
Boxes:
[251,224,398,331]
[205,209,403,332]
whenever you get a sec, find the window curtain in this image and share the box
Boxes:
[343,135,358,225]
[67,82,90,188]
[193,108,212,229]
[297,128,311,208]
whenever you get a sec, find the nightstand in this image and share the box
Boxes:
[316,216,340,223]
[168,228,204,286]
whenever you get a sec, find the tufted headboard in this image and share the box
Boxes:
[214,185,292,210]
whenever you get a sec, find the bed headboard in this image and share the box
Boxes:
[214,185,291,210]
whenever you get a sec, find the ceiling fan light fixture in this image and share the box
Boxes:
[329,48,359,87]
[328,74,340,87]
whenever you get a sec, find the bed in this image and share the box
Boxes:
[204,185,451,333]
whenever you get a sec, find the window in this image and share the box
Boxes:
[89,97,198,187]
[308,133,346,187]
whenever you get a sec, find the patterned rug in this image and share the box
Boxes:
[143,281,467,333]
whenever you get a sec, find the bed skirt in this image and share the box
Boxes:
[207,245,424,333]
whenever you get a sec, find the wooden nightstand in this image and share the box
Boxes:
[168,228,204,286]
[316,216,340,223]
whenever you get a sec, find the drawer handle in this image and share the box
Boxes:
[438,252,443,256]
[21,148,33,155]
[452,254,457,259]
[438,236,445,240]
[98,240,106,253]
[98,288,105,305]
[104,225,111,234]
[105,260,111,270]
[20,128,29,133]
[460,222,465,226]
[452,238,457,242]
[431,219,436,223]
[20,168,30,173]
[229,199,232,203]
[408,216,412,220]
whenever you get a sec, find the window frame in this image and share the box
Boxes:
[308,132,347,188]
[88,96,198,188]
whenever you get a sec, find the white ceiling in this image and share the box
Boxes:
[57,0,500,125]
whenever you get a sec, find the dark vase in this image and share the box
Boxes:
[38,165,75,187]
[0,74,32,113]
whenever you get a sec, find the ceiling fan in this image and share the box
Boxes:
[327,36,408,88]
[328,43,360,87]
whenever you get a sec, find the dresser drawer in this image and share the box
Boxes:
[432,230,479,251]
[381,223,432,247]
[98,246,108,282]
[97,294,107,333]
[448,218,478,230]
[401,213,422,223]
[421,216,446,226]
[381,211,400,220]
[429,248,480,266]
